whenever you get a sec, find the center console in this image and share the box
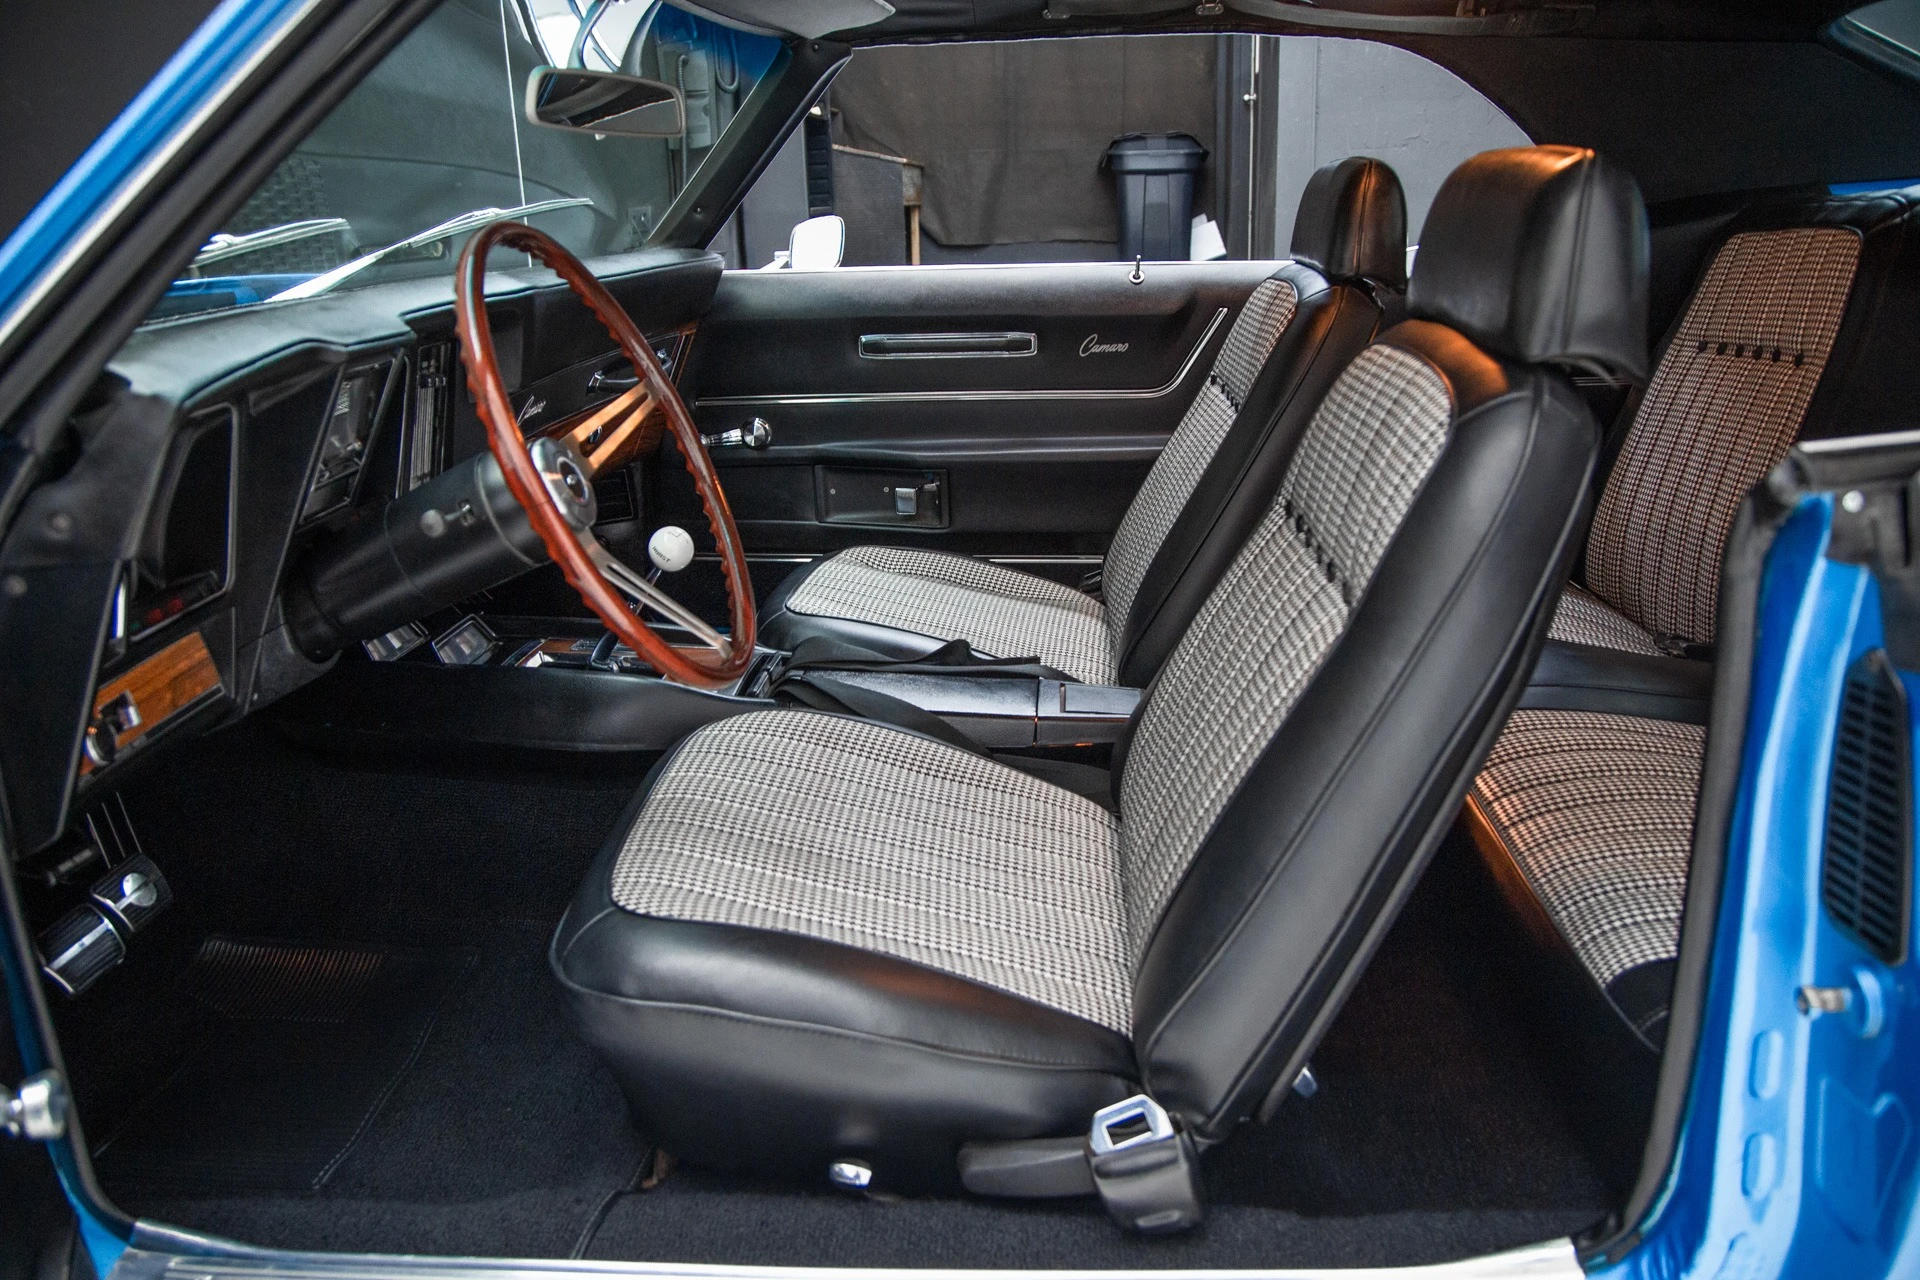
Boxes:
[284,605,1143,759]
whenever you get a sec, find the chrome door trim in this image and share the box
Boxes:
[858,331,1038,359]
[111,1231,1585,1280]
[698,308,1227,409]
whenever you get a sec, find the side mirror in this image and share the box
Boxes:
[787,215,846,271]
[525,67,685,138]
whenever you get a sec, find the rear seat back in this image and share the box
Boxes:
[1571,186,1920,651]
[1467,183,1920,1188]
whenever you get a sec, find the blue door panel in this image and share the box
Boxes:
[1605,494,1920,1280]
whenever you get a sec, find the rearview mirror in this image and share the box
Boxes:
[787,215,846,271]
[524,67,685,138]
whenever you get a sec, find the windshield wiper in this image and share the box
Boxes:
[269,197,595,301]
[192,218,352,270]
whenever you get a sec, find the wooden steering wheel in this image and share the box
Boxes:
[454,221,755,689]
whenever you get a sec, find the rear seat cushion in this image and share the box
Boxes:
[1466,708,1701,1051]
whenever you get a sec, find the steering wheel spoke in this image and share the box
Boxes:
[562,384,656,475]
[455,221,755,688]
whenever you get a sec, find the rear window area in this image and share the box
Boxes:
[728,35,1526,269]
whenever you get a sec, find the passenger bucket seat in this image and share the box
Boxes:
[552,146,1648,1222]
[1463,183,1920,1177]
[760,156,1409,688]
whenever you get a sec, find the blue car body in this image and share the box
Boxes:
[1,3,1915,1278]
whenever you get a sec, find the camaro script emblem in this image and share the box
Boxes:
[1080,334,1130,357]
[516,395,547,424]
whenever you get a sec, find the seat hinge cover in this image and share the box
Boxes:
[1087,1094,1204,1233]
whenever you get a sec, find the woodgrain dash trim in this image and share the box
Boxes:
[82,632,222,775]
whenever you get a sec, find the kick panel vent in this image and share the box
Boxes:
[1823,649,1913,965]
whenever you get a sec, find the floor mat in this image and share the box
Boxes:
[96,938,476,1195]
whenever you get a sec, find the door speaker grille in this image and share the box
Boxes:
[1823,649,1913,965]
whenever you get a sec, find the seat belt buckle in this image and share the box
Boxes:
[1087,1094,1204,1234]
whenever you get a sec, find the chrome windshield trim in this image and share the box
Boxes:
[0,0,326,356]
[696,308,1227,409]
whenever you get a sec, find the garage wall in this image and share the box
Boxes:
[1265,38,1531,254]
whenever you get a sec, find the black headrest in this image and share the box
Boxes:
[1290,157,1408,291]
[1408,146,1649,381]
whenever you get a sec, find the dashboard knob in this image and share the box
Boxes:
[648,525,695,574]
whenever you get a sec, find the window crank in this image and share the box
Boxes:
[701,417,772,450]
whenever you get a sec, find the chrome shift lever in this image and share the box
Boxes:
[700,417,772,450]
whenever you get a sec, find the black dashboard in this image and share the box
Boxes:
[1,247,723,856]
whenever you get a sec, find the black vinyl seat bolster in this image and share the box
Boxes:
[1129,147,1650,1135]
[551,757,1138,1190]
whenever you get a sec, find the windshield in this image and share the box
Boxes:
[148,0,780,323]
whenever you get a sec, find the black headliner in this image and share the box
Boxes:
[849,0,1863,43]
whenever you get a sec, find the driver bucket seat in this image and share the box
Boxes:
[760,156,1409,688]
[552,147,1649,1217]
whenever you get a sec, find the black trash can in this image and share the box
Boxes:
[1104,132,1208,262]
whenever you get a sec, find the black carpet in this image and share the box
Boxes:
[97,939,474,1195]
[1207,837,1613,1219]
[114,921,647,1259]
[576,838,1613,1268]
[585,1175,1587,1269]
[72,722,1614,1266]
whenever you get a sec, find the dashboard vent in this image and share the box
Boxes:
[1823,649,1913,965]
[593,470,636,524]
[408,342,453,492]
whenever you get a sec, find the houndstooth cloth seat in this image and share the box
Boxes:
[761,157,1408,688]
[554,147,1646,1197]
[1470,186,1920,1072]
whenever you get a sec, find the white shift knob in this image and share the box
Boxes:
[647,525,695,574]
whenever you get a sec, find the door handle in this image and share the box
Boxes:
[859,332,1038,359]
[588,368,640,391]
